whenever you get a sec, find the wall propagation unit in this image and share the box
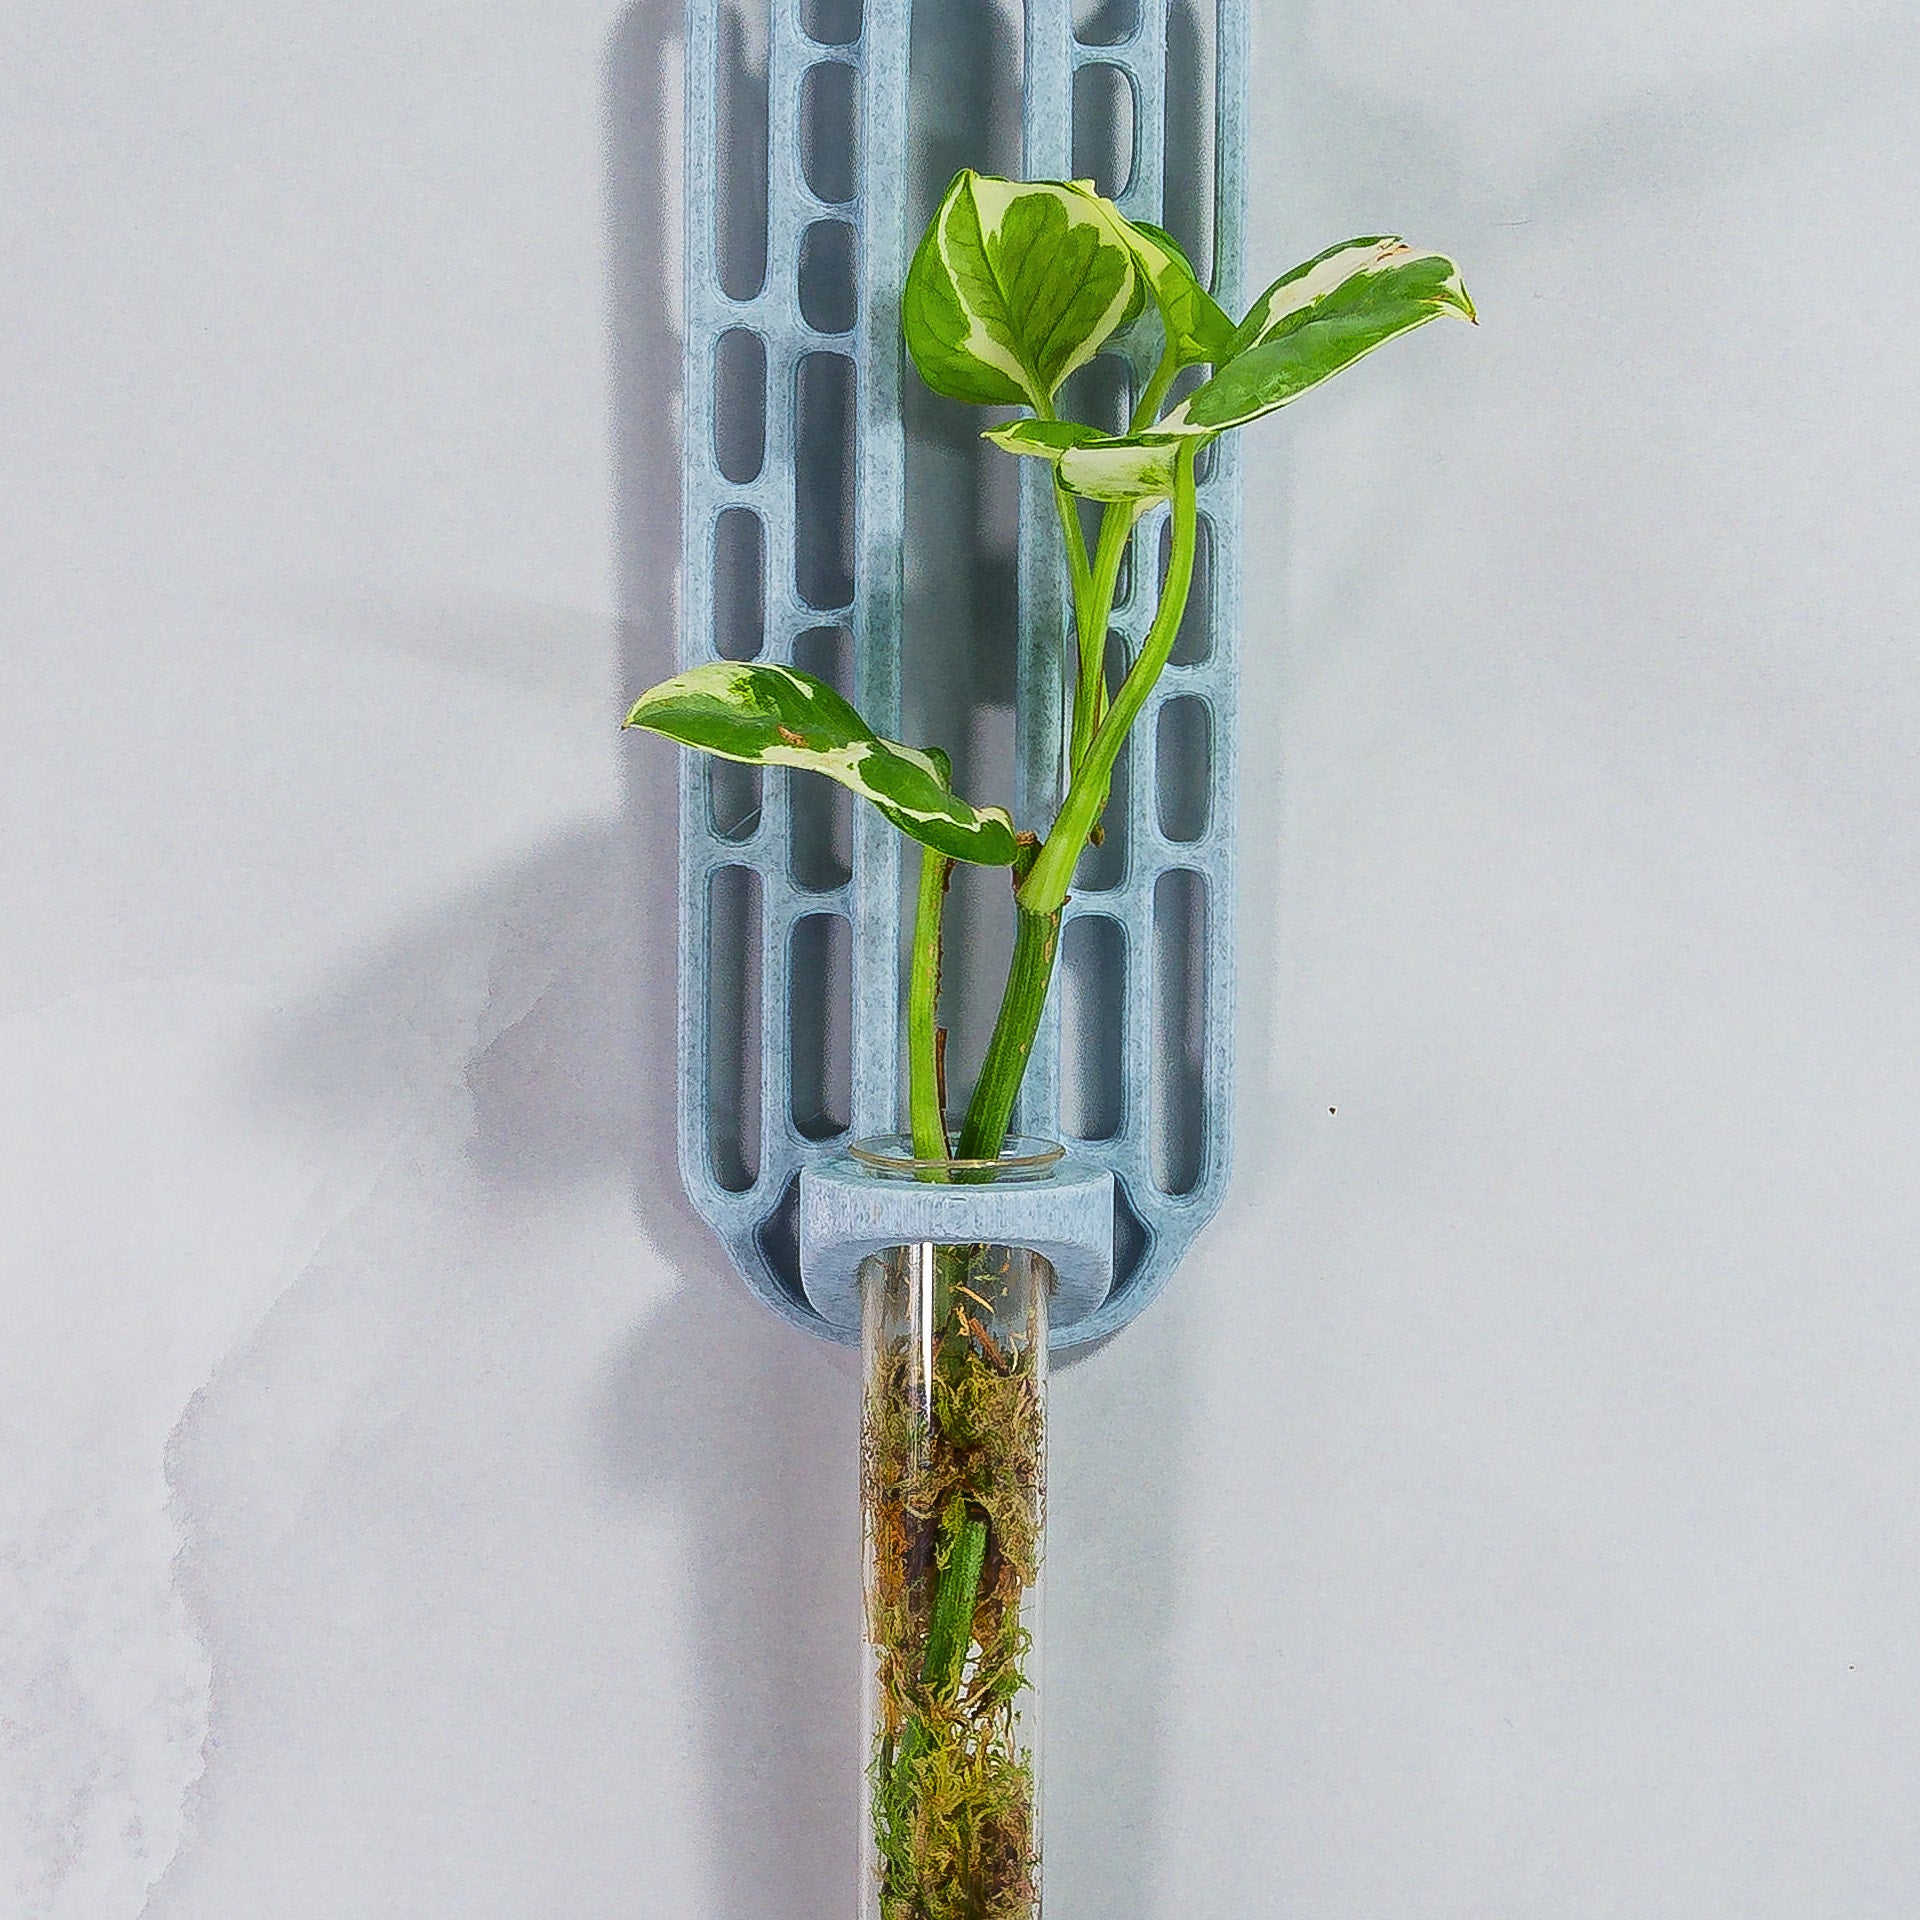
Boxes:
[675,0,1248,1348]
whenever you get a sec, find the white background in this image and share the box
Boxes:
[5,2,1918,1915]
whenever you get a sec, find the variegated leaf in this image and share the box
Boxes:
[904,171,1140,410]
[1103,213,1236,368]
[624,662,1019,866]
[1163,237,1474,435]
[983,419,1183,503]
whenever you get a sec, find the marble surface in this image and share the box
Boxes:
[5,2,1919,1915]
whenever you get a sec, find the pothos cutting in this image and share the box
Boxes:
[628,170,1471,1920]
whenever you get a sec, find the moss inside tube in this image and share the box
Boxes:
[861,1238,1047,1920]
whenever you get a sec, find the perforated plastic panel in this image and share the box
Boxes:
[679,0,911,1338]
[1014,0,1248,1348]
[677,0,1247,1347]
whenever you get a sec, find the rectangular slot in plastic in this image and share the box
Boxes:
[1059,912,1126,1142]
[1150,866,1206,1196]
[708,864,765,1192]
[790,911,853,1139]
[715,0,770,300]
[795,350,857,611]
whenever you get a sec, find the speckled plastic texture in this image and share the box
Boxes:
[677,0,1247,1349]
[798,1152,1116,1335]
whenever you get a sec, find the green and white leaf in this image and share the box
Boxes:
[625,662,1019,866]
[1101,213,1236,369]
[904,171,1140,410]
[983,419,1184,503]
[1161,236,1474,436]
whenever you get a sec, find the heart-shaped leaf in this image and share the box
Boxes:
[904,171,1140,410]
[983,419,1184,502]
[625,663,1019,866]
[1165,237,1474,435]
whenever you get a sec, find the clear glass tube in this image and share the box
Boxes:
[856,1141,1053,1920]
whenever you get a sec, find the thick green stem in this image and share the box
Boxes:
[1021,441,1202,917]
[954,453,1197,1163]
[908,841,953,1166]
[947,401,1198,1170]
[956,902,1062,1164]
[920,1508,989,1699]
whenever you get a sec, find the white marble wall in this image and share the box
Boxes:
[5,2,1918,1915]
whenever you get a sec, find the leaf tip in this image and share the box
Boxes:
[1434,263,1477,325]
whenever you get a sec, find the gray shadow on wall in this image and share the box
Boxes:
[158,9,862,1920]
[602,8,867,1920]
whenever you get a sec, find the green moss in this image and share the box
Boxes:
[863,1246,1044,1920]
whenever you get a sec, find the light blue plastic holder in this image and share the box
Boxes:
[799,1141,1117,1336]
[678,0,1247,1350]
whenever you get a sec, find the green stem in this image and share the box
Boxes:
[885,1495,988,1838]
[1052,476,1094,655]
[908,840,952,1166]
[947,394,1197,1170]
[1068,501,1137,777]
[1129,334,1181,434]
[1066,334,1180,779]
[956,901,1061,1165]
[1063,338,1180,777]
[920,1508,989,1698]
[1035,389,1096,660]
[1021,440,1202,917]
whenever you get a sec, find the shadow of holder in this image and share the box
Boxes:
[605,11,867,1920]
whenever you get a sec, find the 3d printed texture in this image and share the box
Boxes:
[677,0,1246,1348]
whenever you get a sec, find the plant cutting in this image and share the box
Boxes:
[629,170,1471,1919]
